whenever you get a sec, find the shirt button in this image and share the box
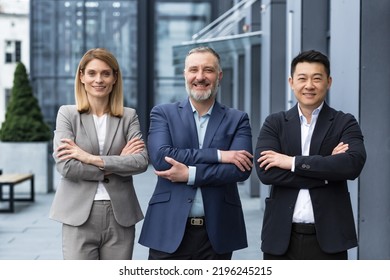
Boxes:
[103,177,109,183]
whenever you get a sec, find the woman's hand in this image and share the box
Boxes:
[120,138,145,156]
[56,138,94,164]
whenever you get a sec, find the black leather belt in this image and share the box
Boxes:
[187,217,205,226]
[292,223,316,234]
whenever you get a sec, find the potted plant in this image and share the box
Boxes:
[0,62,53,193]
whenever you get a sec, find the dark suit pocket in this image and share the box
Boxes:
[263,197,274,215]
[149,191,171,205]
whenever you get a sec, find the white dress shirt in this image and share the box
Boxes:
[292,103,323,223]
[92,113,111,201]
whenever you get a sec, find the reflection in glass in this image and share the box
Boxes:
[30,0,137,127]
[154,2,211,105]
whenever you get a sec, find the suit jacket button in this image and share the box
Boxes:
[187,198,193,203]
[103,177,109,183]
[301,164,306,168]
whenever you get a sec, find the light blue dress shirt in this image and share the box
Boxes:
[187,101,216,217]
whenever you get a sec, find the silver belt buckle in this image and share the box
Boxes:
[190,217,204,226]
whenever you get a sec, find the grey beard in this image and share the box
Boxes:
[189,89,215,101]
[185,82,218,101]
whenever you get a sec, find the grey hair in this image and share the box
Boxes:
[185,46,221,71]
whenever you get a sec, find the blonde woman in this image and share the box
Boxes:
[50,48,148,260]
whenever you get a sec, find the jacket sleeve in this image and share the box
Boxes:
[255,112,366,188]
[294,113,366,181]
[255,113,327,189]
[193,112,253,187]
[53,106,105,181]
[53,106,148,181]
[101,111,149,177]
[148,105,253,186]
[147,105,220,171]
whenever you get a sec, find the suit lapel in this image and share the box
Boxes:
[103,115,120,155]
[285,104,302,155]
[80,113,99,155]
[310,103,333,155]
[179,99,199,148]
[203,101,225,148]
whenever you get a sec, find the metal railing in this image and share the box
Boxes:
[191,0,259,41]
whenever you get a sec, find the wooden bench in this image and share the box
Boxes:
[0,173,34,213]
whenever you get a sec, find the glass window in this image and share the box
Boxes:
[5,41,13,63]
[15,41,21,62]
[30,0,138,125]
[154,2,211,105]
[4,40,21,63]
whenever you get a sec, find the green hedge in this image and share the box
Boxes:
[0,62,51,142]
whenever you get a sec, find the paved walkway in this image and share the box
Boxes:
[0,165,263,260]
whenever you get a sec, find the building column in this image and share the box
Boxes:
[259,0,287,209]
[137,0,155,139]
[359,0,390,260]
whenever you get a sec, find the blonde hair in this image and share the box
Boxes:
[75,48,124,117]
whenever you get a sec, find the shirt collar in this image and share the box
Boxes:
[189,99,214,117]
[298,102,324,122]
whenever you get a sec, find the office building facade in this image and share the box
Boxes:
[30,0,217,133]
[29,0,390,259]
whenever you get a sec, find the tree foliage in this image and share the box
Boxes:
[0,62,51,142]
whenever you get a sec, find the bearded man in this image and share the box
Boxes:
[139,46,253,260]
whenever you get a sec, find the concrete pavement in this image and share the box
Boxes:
[0,165,263,260]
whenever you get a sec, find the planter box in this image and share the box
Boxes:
[0,141,53,194]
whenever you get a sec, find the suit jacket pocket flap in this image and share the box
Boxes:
[149,191,171,205]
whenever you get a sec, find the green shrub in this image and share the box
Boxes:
[0,62,51,142]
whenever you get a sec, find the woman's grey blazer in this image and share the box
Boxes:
[49,105,148,227]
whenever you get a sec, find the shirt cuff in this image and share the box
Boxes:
[187,166,196,185]
[291,157,296,172]
[217,149,222,162]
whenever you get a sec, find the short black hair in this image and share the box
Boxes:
[290,50,330,77]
